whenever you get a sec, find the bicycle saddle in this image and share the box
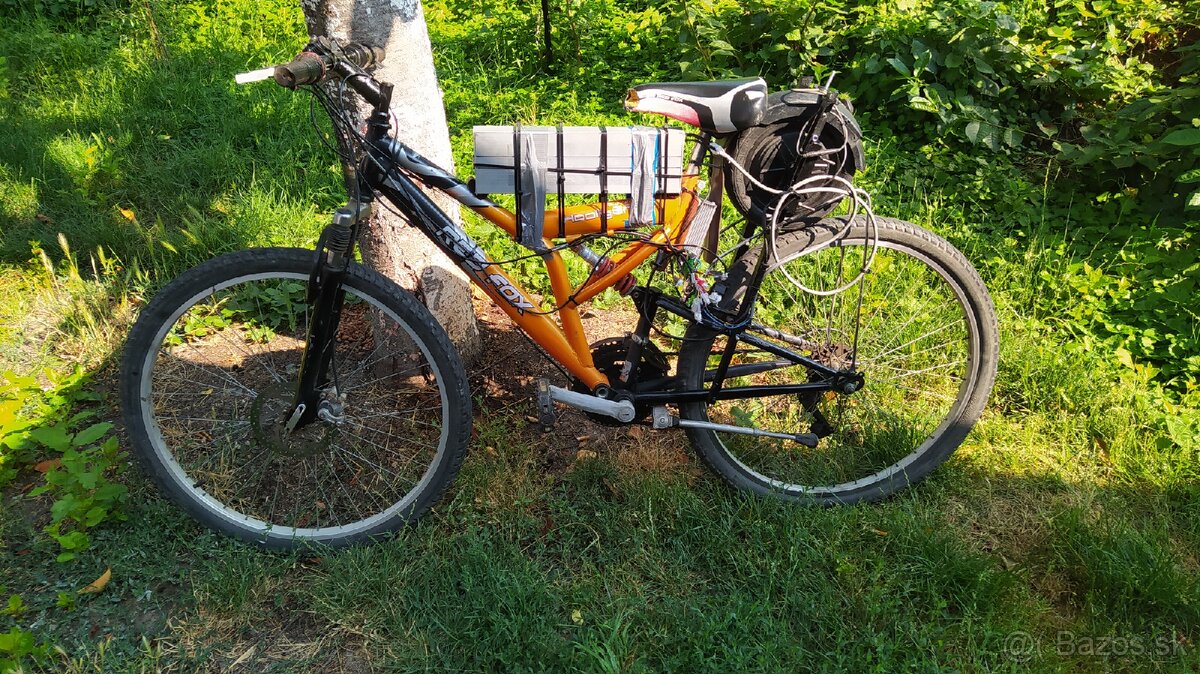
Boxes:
[625,78,768,135]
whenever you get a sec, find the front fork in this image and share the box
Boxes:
[285,199,372,431]
[285,81,394,432]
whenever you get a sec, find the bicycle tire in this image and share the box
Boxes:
[120,247,471,549]
[677,216,998,504]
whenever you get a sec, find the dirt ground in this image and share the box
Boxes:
[466,291,694,479]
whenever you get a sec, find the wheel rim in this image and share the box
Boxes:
[139,271,450,542]
[700,234,979,496]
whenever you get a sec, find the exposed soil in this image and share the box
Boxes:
[465,290,693,479]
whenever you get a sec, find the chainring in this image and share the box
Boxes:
[575,336,670,425]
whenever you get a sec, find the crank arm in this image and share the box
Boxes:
[539,379,636,424]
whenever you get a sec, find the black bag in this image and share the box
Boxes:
[724,89,866,229]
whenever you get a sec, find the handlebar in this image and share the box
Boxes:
[235,39,393,127]
[273,52,326,88]
[273,42,385,88]
[235,41,385,89]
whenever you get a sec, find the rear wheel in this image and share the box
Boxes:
[677,217,998,503]
[120,248,471,549]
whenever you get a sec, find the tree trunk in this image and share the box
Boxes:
[300,0,481,363]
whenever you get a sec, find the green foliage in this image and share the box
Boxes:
[1,368,128,562]
[164,279,306,347]
[668,0,1200,205]
[0,586,49,674]
[29,433,128,562]
[0,1,1197,670]
[0,369,89,487]
[1047,236,1199,392]
[0,0,124,20]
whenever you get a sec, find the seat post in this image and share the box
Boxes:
[686,132,711,176]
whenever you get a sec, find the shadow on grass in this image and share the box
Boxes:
[0,8,331,277]
[5,299,1195,671]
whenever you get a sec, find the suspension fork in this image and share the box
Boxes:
[286,198,371,430]
[287,84,395,430]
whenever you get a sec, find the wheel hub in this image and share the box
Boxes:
[250,382,336,457]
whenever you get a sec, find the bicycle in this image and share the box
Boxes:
[119,39,999,550]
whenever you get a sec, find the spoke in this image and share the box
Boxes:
[191,436,247,475]
[334,430,415,484]
[867,338,963,370]
[337,343,390,382]
[266,476,283,526]
[857,276,903,338]
[869,359,964,380]
[323,457,364,525]
[871,321,958,363]
[290,457,312,527]
[870,383,958,403]
[150,387,253,400]
[343,419,434,475]
[331,446,392,516]
[209,318,283,385]
[235,445,275,488]
[350,409,443,430]
[341,361,429,393]
[161,344,257,396]
[160,416,252,427]
[248,291,292,384]
[868,292,940,358]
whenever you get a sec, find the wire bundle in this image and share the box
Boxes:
[710,140,879,299]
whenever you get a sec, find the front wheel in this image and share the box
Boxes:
[678,216,998,504]
[120,248,472,549]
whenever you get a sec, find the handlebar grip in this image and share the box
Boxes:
[274,53,326,88]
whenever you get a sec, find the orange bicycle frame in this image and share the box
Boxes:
[469,179,702,390]
[360,137,704,391]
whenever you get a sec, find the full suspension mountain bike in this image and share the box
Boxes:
[119,39,999,549]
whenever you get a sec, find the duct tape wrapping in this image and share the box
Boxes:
[517,132,547,252]
[628,127,659,227]
[684,198,718,256]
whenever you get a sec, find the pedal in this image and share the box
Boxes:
[534,378,556,431]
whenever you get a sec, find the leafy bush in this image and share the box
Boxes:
[0,0,124,20]
[667,0,1200,204]
[0,624,50,672]
[660,0,1200,392]
[0,368,128,562]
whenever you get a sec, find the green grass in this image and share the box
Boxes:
[1,0,1198,672]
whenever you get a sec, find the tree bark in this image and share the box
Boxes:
[300,0,481,363]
